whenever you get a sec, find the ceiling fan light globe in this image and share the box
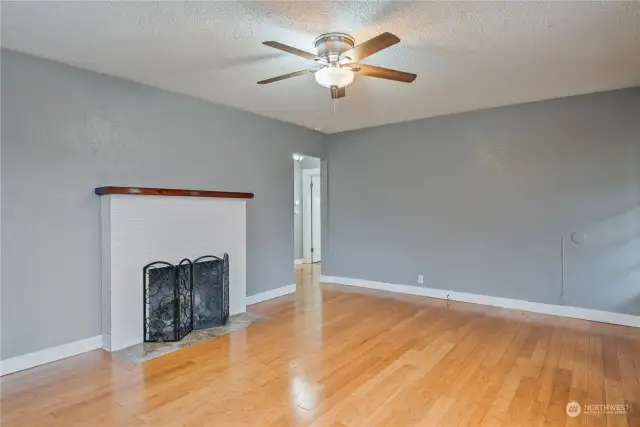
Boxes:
[314,67,355,88]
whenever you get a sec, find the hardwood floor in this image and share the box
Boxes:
[2,263,639,427]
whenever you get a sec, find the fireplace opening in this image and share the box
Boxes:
[143,254,229,343]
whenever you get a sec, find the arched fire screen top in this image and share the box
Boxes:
[143,254,229,343]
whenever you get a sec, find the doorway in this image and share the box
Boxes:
[293,154,322,267]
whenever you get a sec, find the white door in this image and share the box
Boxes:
[310,174,321,262]
[303,168,321,263]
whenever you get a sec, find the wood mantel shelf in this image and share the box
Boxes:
[94,186,254,199]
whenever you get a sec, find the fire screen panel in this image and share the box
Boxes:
[143,254,229,343]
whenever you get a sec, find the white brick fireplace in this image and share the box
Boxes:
[98,187,250,352]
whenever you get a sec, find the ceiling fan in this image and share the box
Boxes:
[257,32,416,99]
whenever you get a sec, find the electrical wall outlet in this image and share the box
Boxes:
[417,274,424,284]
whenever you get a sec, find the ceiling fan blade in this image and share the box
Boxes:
[354,64,417,83]
[257,69,314,84]
[330,86,346,99]
[341,32,400,62]
[262,41,318,61]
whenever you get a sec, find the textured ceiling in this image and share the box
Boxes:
[2,1,640,133]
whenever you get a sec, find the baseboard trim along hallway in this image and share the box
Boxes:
[0,335,103,376]
[321,275,640,328]
[246,284,296,306]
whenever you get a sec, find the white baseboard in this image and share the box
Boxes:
[0,335,103,376]
[321,275,640,328]
[247,284,296,306]
[294,259,305,265]
[104,334,144,353]
[102,334,111,352]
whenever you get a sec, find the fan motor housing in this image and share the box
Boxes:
[314,32,355,63]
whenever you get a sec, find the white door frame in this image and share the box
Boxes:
[302,168,320,263]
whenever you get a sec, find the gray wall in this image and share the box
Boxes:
[1,50,325,359]
[2,48,639,361]
[326,88,640,315]
[293,156,321,260]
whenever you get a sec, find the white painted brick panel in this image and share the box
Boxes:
[101,195,246,351]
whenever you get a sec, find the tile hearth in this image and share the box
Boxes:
[115,312,267,364]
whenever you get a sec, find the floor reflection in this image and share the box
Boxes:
[290,263,323,418]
